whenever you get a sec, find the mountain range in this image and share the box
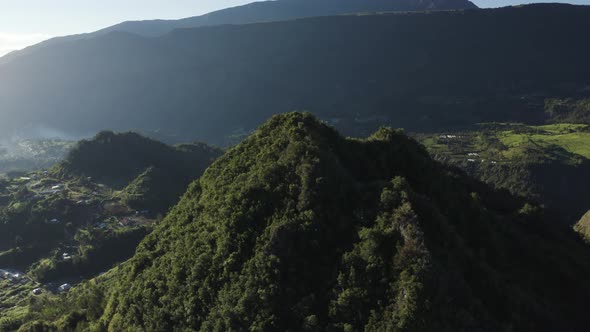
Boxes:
[97,0,478,37]
[3,3,590,144]
[0,0,477,64]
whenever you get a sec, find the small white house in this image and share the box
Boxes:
[58,283,71,292]
[32,288,43,295]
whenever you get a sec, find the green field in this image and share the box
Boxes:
[498,124,590,159]
[417,123,590,164]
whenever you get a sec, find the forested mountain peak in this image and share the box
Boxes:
[41,112,588,331]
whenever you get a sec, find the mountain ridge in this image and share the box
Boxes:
[97,0,478,37]
[0,4,589,145]
[0,0,477,66]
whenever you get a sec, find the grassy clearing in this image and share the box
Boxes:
[498,124,590,159]
[417,123,590,164]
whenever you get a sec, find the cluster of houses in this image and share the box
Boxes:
[119,217,139,227]
[31,283,71,295]
[1,271,26,284]
[467,158,499,164]
[464,153,499,165]
[38,184,64,196]
[439,134,460,139]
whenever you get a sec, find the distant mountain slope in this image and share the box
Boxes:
[97,0,477,37]
[0,4,589,145]
[0,0,476,65]
[23,113,590,331]
[0,0,476,66]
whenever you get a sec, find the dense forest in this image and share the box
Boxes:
[17,113,590,331]
[1,4,590,144]
[53,131,221,188]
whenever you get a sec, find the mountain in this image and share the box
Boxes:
[21,113,590,331]
[0,4,588,145]
[1,0,477,65]
[0,132,220,278]
[53,131,221,189]
[52,131,223,216]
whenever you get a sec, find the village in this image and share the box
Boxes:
[0,169,157,317]
[419,131,502,166]
[1,169,154,231]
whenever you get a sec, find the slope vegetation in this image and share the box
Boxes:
[419,123,590,223]
[53,131,221,189]
[25,113,590,331]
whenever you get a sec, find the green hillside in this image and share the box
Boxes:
[53,131,221,189]
[20,113,590,331]
[0,132,222,329]
[118,165,196,214]
[418,123,590,223]
[497,124,590,160]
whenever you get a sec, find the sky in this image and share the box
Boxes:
[1,0,589,56]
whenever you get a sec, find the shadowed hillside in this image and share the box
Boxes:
[0,0,477,64]
[53,131,221,188]
[1,4,589,144]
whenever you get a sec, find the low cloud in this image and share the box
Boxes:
[0,32,52,57]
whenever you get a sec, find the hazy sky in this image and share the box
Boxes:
[1,0,589,56]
